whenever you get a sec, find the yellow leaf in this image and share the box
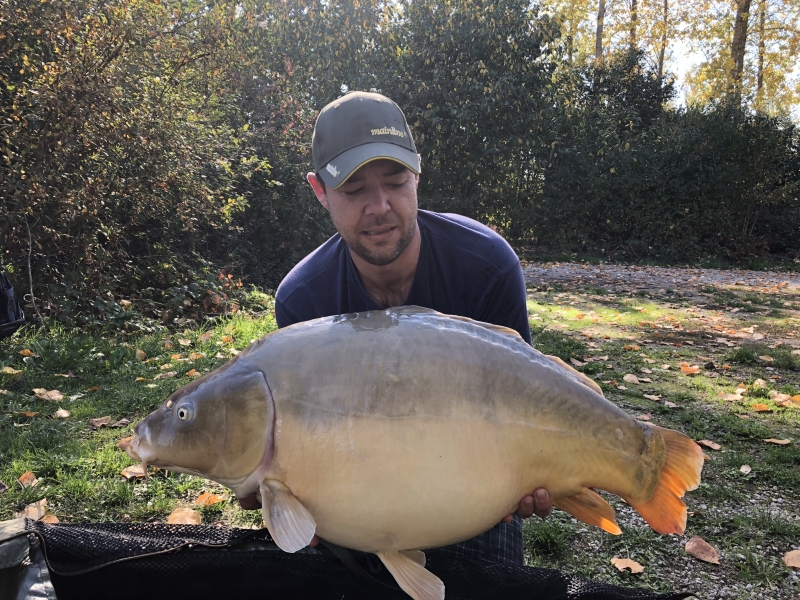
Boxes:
[135,377,146,381]
[167,507,202,525]
[39,513,59,524]
[697,439,721,450]
[189,352,205,360]
[171,353,184,360]
[120,464,146,480]
[178,338,192,346]
[18,471,38,488]
[763,438,791,445]
[681,365,700,375]
[135,349,147,361]
[751,403,771,412]
[19,349,37,357]
[117,436,134,451]
[196,491,226,507]
[89,416,112,428]
[610,557,644,573]
[684,536,719,564]
[186,369,200,377]
[222,335,233,343]
[784,550,800,569]
[1,366,22,375]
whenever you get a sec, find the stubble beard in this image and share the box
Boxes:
[348,215,418,267]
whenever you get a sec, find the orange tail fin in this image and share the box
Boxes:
[627,425,704,535]
[553,487,622,535]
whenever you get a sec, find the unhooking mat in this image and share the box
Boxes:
[0,518,696,600]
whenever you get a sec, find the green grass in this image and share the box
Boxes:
[2,285,800,598]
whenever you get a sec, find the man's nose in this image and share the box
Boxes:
[364,187,391,215]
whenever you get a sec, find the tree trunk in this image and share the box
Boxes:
[595,0,606,63]
[730,0,752,91]
[630,0,638,47]
[658,0,668,78]
[756,0,765,105]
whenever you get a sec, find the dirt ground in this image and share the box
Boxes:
[521,262,800,297]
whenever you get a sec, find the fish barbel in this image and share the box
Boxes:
[127,306,703,600]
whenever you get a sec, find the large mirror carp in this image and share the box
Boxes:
[127,306,703,600]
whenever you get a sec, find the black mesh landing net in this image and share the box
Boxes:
[25,520,694,600]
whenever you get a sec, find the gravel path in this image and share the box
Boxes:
[521,263,800,295]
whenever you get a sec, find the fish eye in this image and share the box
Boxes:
[176,405,194,421]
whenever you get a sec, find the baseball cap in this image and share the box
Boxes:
[312,91,420,189]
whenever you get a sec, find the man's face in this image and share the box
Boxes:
[313,160,419,267]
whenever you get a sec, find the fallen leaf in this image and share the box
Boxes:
[54,371,76,378]
[623,345,641,351]
[751,403,771,413]
[186,369,200,377]
[117,436,134,451]
[570,358,585,367]
[623,374,640,384]
[53,409,70,419]
[13,411,39,417]
[639,377,652,383]
[178,338,192,346]
[39,514,59,524]
[638,413,652,421]
[617,385,627,390]
[739,465,752,474]
[661,364,671,370]
[189,352,205,360]
[86,386,100,392]
[171,353,184,360]
[15,499,46,520]
[596,355,609,361]
[196,491,227,507]
[640,368,653,374]
[722,394,742,402]
[229,348,240,356]
[684,536,720,564]
[221,335,233,344]
[681,365,701,375]
[167,507,202,525]
[89,416,112,428]
[752,333,765,340]
[135,377,146,381]
[644,394,661,401]
[121,464,146,480]
[759,355,774,363]
[722,364,731,370]
[33,388,63,401]
[110,418,130,428]
[198,331,212,342]
[1,366,22,375]
[610,557,644,573]
[763,438,791,445]
[752,379,767,388]
[785,550,800,569]
[18,471,38,488]
[643,358,656,364]
[19,349,38,357]
[160,363,174,370]
[155,371,177,379]
[698,440,721,450]
[135,349,147,361]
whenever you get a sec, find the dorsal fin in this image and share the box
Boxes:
[391,306,526,342]
[543,354,605,396]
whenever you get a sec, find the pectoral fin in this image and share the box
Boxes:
[259,479,316,553]
[399,549,426,567]
[377,551,444,600]
[553,487,622,535]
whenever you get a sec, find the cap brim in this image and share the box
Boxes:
[316,142,420,189]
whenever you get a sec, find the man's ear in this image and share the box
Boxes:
[307,172,329,210]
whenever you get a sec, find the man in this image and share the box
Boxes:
[273,91,551,567]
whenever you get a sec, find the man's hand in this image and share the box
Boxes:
[238,492,320,548]
[501,488,552,523]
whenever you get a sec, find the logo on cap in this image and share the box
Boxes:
[370,127,406,138]
[326,164,340,178]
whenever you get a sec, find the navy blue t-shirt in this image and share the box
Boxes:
[275,210,531,345]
